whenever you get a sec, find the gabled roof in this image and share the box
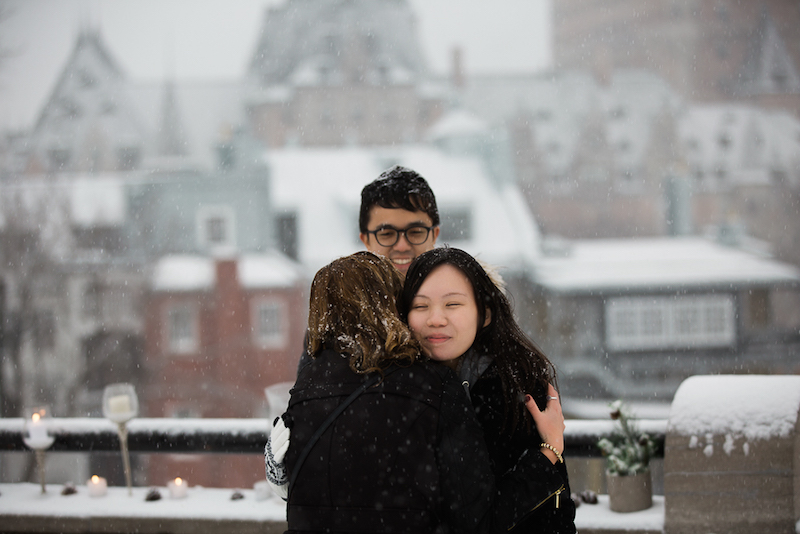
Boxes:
[740,8,800,96]
[532,237,800,294]
[27,28,145,172]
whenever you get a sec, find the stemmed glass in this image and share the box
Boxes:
[22,405,55,494]
[102,383,139,496]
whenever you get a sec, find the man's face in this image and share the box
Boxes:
[359,206,439,274]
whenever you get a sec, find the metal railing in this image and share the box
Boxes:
[0,417,667,457]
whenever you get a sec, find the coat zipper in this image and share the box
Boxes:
[507,484,566,531]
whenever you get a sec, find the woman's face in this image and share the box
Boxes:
[407,264,486,368]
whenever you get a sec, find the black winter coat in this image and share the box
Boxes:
[470,362,577,534]
[283,349,575,534]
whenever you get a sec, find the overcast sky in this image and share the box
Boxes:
[0,0,551,130]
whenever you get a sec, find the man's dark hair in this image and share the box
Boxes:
[359,165,440,233]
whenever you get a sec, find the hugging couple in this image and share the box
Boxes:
[267,166,576,534]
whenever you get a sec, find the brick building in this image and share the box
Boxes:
[143,254,306,488]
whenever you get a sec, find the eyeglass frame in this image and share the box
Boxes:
[364,224,436,247]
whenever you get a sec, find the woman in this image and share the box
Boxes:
[276,251,571,534]
[399,247,576,533]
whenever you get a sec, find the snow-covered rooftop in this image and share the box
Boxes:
[152,252,304,292]
[532,237,800,293]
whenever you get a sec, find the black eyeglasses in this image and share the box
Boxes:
[365,225,434,247]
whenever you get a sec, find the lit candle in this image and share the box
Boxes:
[107,394,132,415]
[167,477,188,499]
[23,413,54,450]
[28,413,48,442]
[87,475,107,497]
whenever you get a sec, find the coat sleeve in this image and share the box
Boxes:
[435,370,573,534]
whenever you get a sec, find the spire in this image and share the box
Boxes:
[157,32,188,157]
[741,7,800,95]
[157,79,188,157]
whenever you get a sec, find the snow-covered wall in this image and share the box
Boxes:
[664,374,800,534]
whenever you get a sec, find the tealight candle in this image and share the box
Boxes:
[87,475,107,497]
[167,477,188,499]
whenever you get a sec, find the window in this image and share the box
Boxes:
[606,294,735,351]
[84,280,102,320]
[747,289,770,328]
[166,303,199,354]
[196,206,236,251]
[276,212,298,260]
[252,299,287,349]
[440,207,472,242]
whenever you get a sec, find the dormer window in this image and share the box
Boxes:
[196,205,236,251]
[60,99,81,120]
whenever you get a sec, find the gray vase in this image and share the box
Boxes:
[607,470,652,513]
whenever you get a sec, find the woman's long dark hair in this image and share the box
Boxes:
[399,247,555,432]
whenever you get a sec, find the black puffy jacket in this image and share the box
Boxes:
[470,363,577,534]
[284,349,572,534]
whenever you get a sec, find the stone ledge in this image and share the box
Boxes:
[0,483,664,534]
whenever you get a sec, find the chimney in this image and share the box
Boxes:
[214,257,243,344]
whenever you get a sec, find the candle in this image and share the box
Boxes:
[107,394,132,415]
[23,413,54,450]
[167,477,188,499]
[87,475,107,497]
[28,414,48,442]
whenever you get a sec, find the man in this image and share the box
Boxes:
[358,165,440,274]
[292,165,440,374]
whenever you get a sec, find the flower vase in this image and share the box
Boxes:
[607,470,652,513]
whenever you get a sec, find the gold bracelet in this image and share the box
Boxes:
[540,442,564,463]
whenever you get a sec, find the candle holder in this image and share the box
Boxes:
[22,405,55,494]
[102,383,139,496]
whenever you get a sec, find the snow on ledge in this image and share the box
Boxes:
[668,375,800,441]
